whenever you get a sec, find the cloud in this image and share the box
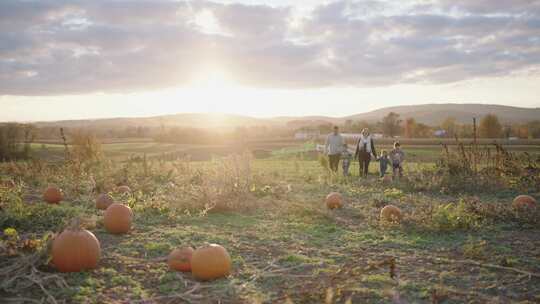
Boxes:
[0,0,539,95]
[437,0,540,16]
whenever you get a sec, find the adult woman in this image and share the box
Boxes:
[354,128,377,178]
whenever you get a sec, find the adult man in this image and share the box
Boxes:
[325,126,344,173]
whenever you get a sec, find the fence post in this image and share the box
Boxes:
[473,117,478,175]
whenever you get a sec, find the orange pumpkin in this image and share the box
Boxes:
[96,193,114,210]
[380,205,402,223]
[191,244,231,281]
[51,225,100,272]
[104,203,133,234]
[117,185,131,194]
[1,179,16,189]
[168,247,195,272]
[43,186,63,204]
[326,192,343,209]
[512,195,537,210]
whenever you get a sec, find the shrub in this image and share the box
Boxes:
[462,236,487,260]
[430,200,483,232]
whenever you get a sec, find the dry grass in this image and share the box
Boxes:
[0,146,539,303]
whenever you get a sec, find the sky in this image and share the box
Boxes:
[1,0,540,122]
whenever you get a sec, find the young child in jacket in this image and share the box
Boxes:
[389,142,405,178]
[341,143,352,176]
[377,150,390,178]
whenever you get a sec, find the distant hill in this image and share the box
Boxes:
[34,113,272,130]
[343,104,540,125]
[31,104,539,129]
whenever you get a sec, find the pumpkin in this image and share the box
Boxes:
[380,205,402,223]
[382,175,392,183]
[191,244,231,281]
[104,203,133,234]
[96,193,114,210]
[116,185,131,194]
[207,201,232,214]
[1,179,16,189]
[512,195,537,210]
[51,221,101,272]
[43,186,63,204]
[326,192,343,209]
[168,247,195,272]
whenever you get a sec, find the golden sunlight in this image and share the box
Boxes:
[189,68,238,90]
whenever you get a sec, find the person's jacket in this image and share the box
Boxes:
[354,137,377,160]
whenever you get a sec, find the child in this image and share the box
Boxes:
[341,143,352,176]
[389,142,405,179]
[377,150,390,178]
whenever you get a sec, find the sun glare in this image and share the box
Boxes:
[156,68,255,118]
[189,69,237,90]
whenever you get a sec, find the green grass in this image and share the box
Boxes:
[30,140,540,163]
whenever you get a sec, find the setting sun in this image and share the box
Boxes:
[189,68,238,90]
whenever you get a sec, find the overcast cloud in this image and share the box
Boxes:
[1,0,539,95]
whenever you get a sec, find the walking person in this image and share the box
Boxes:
[325,126,344,173]
[355,128,377,178]
[389,142,405,180]
[341,143,352,177]
[377,150,390,178]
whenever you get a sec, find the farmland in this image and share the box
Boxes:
[1,139,539,303]
[31,138,540,162]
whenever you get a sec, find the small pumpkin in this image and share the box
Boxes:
[168,246,195,272]
[1,179,16,189]
[191,244,231,281]
[326,192,343,209]
[382,175,392,183]
[51,220,101,272]
[104,203,133,234]
[512,195,537,210]
[380,205,402,223]
[116,185,131,194]
[96,193,114,210]
[207,201,232,214]
[43,186,63,204]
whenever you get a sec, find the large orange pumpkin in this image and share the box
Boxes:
[96,193,114,210]
[326,192,343,209]
[104,203,133,234]
[191,244,231,281]
[168,247,194,272]
[380,205,402,223]
[51,225,101,272]
[116,185,131,194]
[512,195,537,210]
[43,186,63,204]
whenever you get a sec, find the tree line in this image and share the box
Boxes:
[304,112,540,139]
[1,113,539,160]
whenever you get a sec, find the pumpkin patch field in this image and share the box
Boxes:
[1,147,539,303]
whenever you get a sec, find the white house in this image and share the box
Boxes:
[434,129,447,137]
[294,130,321,140]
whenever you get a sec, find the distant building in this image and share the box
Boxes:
[294,130,320,140]
[434,129,447,137]
[340,133,383,140]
